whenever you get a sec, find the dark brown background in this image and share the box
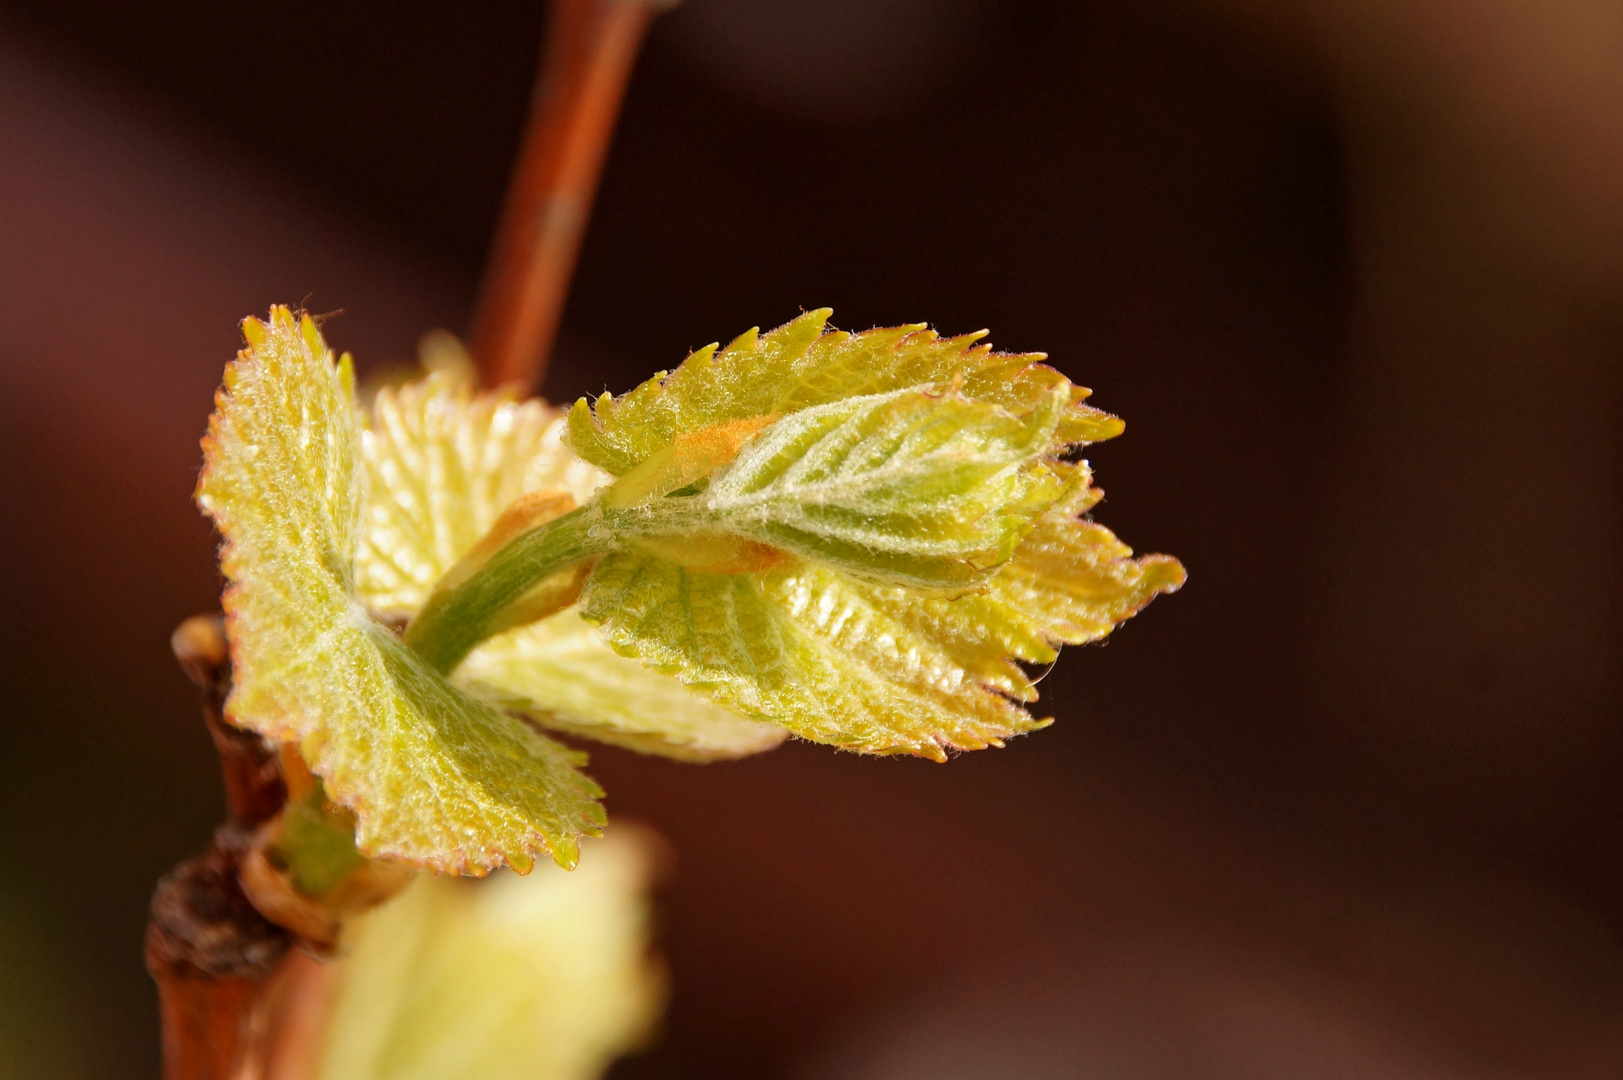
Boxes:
[1,1,1620,1077]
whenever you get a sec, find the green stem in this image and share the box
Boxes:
[403,505,605,674]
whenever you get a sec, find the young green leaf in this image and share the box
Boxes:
[197,307,603,873]
[408,316,1160,672]
[581,555,1047,759]
[459,612,787,761]
[559,313,1185,759]
[199,305,1182,876]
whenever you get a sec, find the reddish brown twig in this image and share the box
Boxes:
[147,616,291,1080]
[468,0,667,391]
[256,952,343,1080]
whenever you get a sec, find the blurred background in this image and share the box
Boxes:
[2,0,1622,1076]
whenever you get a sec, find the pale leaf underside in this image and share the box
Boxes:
[459,612,787,762]
[357,372,610,618]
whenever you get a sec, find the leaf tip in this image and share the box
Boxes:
[299,312,325,354]
[240,314,268,348]
[1142,554,1188,594]
[723,326,760,354]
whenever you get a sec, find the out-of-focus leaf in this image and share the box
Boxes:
[568,311,1123,477]
[197,308,603,873]
[317,828,665,1080]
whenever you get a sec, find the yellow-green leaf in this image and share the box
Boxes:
[317,827,664,1080]
[568,311,1123,477]
[197,307,603,873]
[460,611,787,761]
[581,554,1048,760]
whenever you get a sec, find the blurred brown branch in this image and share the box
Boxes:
[469,0,668,392]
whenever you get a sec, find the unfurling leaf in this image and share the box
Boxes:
[317,827,665,1080]
[197,307,603,873]
[582,555,1047,759]
[561,314,1185,758]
